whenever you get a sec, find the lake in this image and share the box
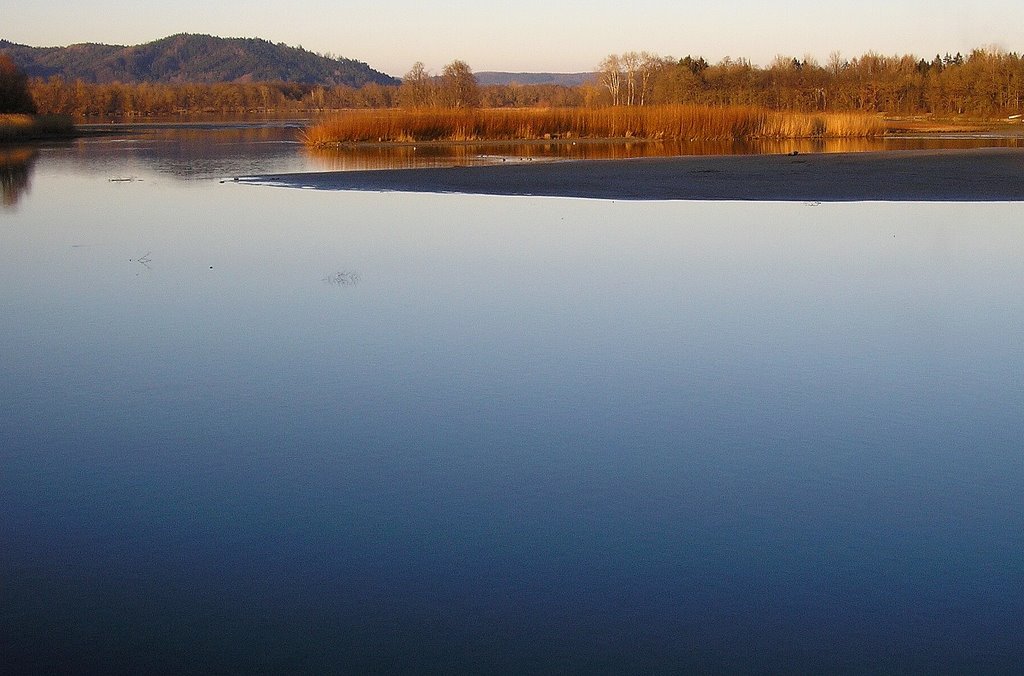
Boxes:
[2,123,1023,673]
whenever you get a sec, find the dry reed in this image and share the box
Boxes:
[303,106,886,146]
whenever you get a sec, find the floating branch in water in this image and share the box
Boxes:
[323,271,360,286]
[130,251,153,269]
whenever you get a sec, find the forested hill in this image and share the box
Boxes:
[475,72,596,87]
[0,34,398,86]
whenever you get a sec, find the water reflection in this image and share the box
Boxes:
[306,132,1024,170]
[0,146,37,208]
[44,121,314,180]
[3,149,1024,671]
[23,121,1024,187]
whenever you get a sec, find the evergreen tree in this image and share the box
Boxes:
[0,54,37,113]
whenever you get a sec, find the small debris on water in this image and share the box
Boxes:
[130,252,152,269]
[323,271,360,286]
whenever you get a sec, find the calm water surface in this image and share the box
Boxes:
[2,127,1024,673]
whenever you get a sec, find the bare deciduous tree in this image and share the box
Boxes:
[399,61,434,108]
[440,60,479,109]
[601,52,663,106]
[622,52,640,105]
[598,54,622,105]
[637,52,662,106]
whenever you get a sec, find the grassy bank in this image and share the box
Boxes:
[304,105,886,146]
[0,114,76,142]
[883,115,1024,134]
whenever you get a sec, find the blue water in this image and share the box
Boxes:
[2,132,1024,673]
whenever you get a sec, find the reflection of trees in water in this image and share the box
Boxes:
[57,122,310,179]
[306,134,1024,171]
[1,146,37,207]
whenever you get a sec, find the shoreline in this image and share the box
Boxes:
[0,115,79,143]
[239,147,1024,201]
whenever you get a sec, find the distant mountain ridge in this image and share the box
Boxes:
[475,72,596,87]
[0,34,399,87]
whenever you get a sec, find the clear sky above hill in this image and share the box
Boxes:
[2,0,1020,76]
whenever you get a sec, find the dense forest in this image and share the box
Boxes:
[0,34,397,87]
[5,42,1024,119]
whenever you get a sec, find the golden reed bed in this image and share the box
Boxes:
[303,105,886,146]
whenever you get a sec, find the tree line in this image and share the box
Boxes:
[13,47,1024,119]
[598,48,1024,116]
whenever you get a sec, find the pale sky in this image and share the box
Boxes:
[1,0,1020,77]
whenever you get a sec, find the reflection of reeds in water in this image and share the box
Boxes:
[305,137,902,172]
[1,146,38,207]
[304,106,886,146]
